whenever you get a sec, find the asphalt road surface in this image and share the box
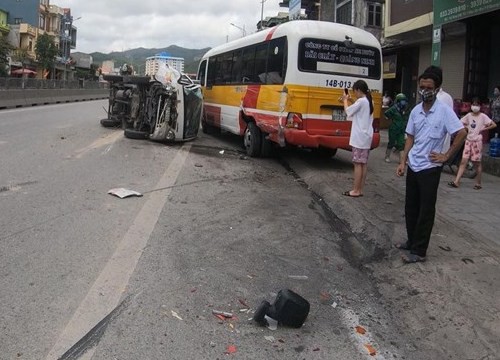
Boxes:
[1,100,498,360]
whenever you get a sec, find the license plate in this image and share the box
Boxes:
[332,108,347,121]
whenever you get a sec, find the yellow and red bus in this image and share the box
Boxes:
[197,20,382,157]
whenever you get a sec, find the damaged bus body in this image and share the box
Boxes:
[197,20,383,157]
[101,64,203,142]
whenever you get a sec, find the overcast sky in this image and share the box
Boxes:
[53,0,287,54]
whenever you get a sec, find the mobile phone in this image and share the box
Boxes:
[344,88,349,95]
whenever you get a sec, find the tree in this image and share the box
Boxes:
[0,35,14,77]
[35,33,58,77]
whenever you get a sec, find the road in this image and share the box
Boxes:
[0,100,498,360]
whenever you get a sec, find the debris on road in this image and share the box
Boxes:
[108,188,143,199]
[364,344,377,356]
[253,289,310,329]
[355,325,367,335]
[171,310,183,320]
[225,345,237,354]
[288,275,308,280]
[212,310,233,318]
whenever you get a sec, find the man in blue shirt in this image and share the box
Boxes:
[395,70,467,264]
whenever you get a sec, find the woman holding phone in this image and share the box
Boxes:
[342,80,374,197]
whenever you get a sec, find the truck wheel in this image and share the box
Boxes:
[124,128,149,140]
[100,118,121,128]
[244,122,262,157]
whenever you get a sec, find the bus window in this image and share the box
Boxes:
[298,38,381,79]
[262,37,286,85]
[241,46,257,83]
[197,59,207,86]
[207,57,217,87]
[254,43,268,83]
[231,50,243,84]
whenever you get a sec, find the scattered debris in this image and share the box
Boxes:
[438,245,452,252]
[462,257,474,264]
[239,155,248,160]
[209,341,216,348]
[194,163,203,167]
[264,336,275,342]
[212,310,233,318]
[331,302,338,308]
[225,345,237,354]
[239,299,249,308]
[288,275,308,280]
[253,289,310,329]
[364,344,377,356]
[108,188,143,199]
[355,326,367,335]
[319,291,331,304]
[219,150,225,155]
[171,311,183,320]
[313,347,320,352]
[265,315,278,330]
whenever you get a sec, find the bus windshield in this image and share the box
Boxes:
[298,38,381,79]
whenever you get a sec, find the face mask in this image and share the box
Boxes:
[418,89,436,103]
[396,101,407,110]
[471,105,480,113]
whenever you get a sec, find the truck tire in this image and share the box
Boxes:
[100,118,121,128]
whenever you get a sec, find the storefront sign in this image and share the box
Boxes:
[434,0,500,26]
[383,54,397,79]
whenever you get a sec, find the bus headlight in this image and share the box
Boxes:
[286,113,303,129]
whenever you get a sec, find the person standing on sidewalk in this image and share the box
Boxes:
[395,70,467,264]
[342,79,374,198]
[448,97,497,190]
[384,93,409,163]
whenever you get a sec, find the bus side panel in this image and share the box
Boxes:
[243,85,284,136]
[203,86,244,135]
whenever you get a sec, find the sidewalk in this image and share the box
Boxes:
[285,129,500,359]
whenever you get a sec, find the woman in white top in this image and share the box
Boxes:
[342,80,374,197]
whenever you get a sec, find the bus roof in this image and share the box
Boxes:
[202,20,381,59]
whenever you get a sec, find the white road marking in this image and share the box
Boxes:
[45,143,192,360]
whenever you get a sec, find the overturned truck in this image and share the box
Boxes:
[100,65,203,142]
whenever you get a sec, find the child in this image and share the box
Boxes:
[448,97,497,189]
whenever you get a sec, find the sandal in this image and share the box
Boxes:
[342,190,363,197]
[402,253,426,264]
[473,185,482,190]
[394,242,411,250]
[447,181,458,188]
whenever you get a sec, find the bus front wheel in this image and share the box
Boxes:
[244,122,262,157]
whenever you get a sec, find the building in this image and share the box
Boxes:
[145,52,185,75]
[383,0,500,107]
[0,0,79,79]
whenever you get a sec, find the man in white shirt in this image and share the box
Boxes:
[425,66,455,152]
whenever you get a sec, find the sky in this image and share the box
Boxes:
[52,0,287,54]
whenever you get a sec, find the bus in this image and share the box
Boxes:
[197,20,383,157]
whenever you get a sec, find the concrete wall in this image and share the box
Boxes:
[0,88,108,109]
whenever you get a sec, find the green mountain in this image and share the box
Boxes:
[87,45,211,74]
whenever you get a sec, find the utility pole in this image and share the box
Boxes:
[260,0,267,30]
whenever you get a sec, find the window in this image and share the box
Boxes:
[367,3,382,27]
[14,18,23,24]
[335,0,352,25]
[39,15,46,29]
[197,60,206,86]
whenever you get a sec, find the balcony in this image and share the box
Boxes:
[19,23,36,36]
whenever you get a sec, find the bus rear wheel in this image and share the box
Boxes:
[244,122,262,157]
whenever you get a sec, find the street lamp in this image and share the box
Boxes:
[230,22,246,37]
